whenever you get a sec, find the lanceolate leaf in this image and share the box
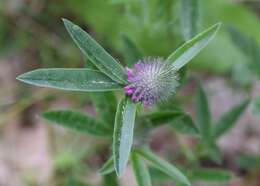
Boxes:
[189,168,232,182]
[213,100,249,139]
[103,172,119,186]
[113,97,137,176]
[17,68,123,92]
[137,148,191,186]
[140,111,183,128]
[195,83,211,143]
[170,114,199,135]
[180,0,201,41]
[140,111,199,135]
[228,26,260,77]
[121,34,144,67]
[42,110,111,136]
[63,19,127,84]
[131,151,152,186]
[99,157,115,175]
[227,26,252,56]
[166,23,221,70]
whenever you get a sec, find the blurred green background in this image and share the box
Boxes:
[0,0,260,186]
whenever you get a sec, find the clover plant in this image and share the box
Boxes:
[17,18,222,186]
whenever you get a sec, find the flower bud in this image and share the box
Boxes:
[124,58,179,106]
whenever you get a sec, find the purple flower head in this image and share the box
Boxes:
[124,57,179,106]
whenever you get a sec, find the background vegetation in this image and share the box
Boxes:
[0,0,260,186]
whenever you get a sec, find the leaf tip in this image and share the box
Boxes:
[212,22,222,33]
[16,73,28,84]
[61,18,70,24]
[16,74,23,82]
[114,166,124,177]
[62,18,73,30]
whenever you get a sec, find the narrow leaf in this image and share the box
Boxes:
[195,83,211,142]
[140,111,183,128]
[189,168,232,182]
[131,151,152,186]
[42,110,111,136]
[170,114,199,135]
[103,172,119,186]
[149,167,171,183]
[137,148,191,186]
[121,34,143,67]
[17,68,123,92]
[228,26,260,76]
[167,23,221,70]
[213,100,249,139]
[227,26,252,56]
[140,111,199,135]
[180,0,201,41]
[63,19,127,84]
[237,154,260,170]
[113,97,137,176]
[99,157,115,175]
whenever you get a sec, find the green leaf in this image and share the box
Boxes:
[232,63,254,87]
[42,110,111,136]
[195,83,211,143]
[113,97,137,176]
[228,26,260,77]
[227,26,253,56]
[140,111,183,128]
[189,168,232,182]
[137,148,191,186]
[180,0,201,41]
[90,92,117,127]
[237,154,260,170]
[17,68,123,92]
[166,23,221,70]
[170,114,199,135]
[140,111,199,135]
[121,34,144,67]
[213,100,249,139]
[178,66,188,87]
[149,167,172,183]
[63,19,127,84]
[131,151,152,186]
[207,142,222,164]
[99,157,115,175]
[103,172,119,186]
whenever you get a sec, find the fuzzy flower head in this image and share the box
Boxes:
[124,57,179,106]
